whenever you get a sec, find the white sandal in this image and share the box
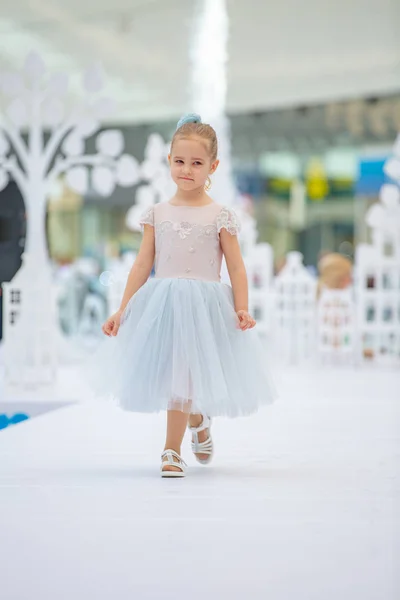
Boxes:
[188,415,213,465]
[161,449,187,478]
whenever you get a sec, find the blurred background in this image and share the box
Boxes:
[0,0,399,419]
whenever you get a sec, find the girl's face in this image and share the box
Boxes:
[169,137,219,191]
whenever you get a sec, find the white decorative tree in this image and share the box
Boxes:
[355,134,400,365]
[125,133,175,231]
[0,53,139,396]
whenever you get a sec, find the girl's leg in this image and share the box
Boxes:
[187,373,208,461]
[163,409,190,472]
[188,413,210,462]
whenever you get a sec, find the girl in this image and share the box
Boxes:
[97,113,275,477]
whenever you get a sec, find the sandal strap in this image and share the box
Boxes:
[188,416,213,456]
[188,415,211,434]
[161,449,187,470]
[191,437,213,455]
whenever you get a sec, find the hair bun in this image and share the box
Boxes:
[176,113,202,129]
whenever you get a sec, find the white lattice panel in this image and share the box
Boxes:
[355,244,400,365]
[317,288,357,365]
[247,243,274,336]
[273,251,317,364]
[354,138,400,366]
[2,273,58,393]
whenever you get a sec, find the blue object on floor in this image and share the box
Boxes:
[0,413,30,430]
[10,413,29,425]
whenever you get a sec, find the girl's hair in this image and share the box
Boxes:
[171,113,218,161]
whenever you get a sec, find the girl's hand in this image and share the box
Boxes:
[102,310,123,337]
[236,310,256,331]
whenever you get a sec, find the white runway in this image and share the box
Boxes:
[0,367,399,600]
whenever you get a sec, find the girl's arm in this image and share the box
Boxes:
[118,224,155,312]
[220,229,248,312]
[220,230,255,330]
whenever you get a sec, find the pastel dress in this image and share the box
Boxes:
[91,201,275,417]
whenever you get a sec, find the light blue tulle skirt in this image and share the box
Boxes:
[87,277,276,417]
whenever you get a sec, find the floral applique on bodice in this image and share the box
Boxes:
[139,202,240,282]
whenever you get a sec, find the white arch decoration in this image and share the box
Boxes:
[0,53,138,396]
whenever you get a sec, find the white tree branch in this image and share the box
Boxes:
[47,154,115,181]
[0,121,29,169]
[0,156,28,195]
[43,117,77,174]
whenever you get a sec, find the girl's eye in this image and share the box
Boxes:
[175,160,183,164]
[193,161,202,166]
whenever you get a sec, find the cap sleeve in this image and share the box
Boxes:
[216,206,241,236]
[139,206,154,229]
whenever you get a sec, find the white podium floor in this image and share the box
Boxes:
[0,366,399,600]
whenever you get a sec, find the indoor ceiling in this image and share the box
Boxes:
[0,0,399,124]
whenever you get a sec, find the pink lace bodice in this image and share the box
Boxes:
[139,201,240,282]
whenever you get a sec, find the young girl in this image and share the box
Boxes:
[96,113,275,477]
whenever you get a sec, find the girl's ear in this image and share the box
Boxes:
[168,154,171,164]
[210,159,220,174]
